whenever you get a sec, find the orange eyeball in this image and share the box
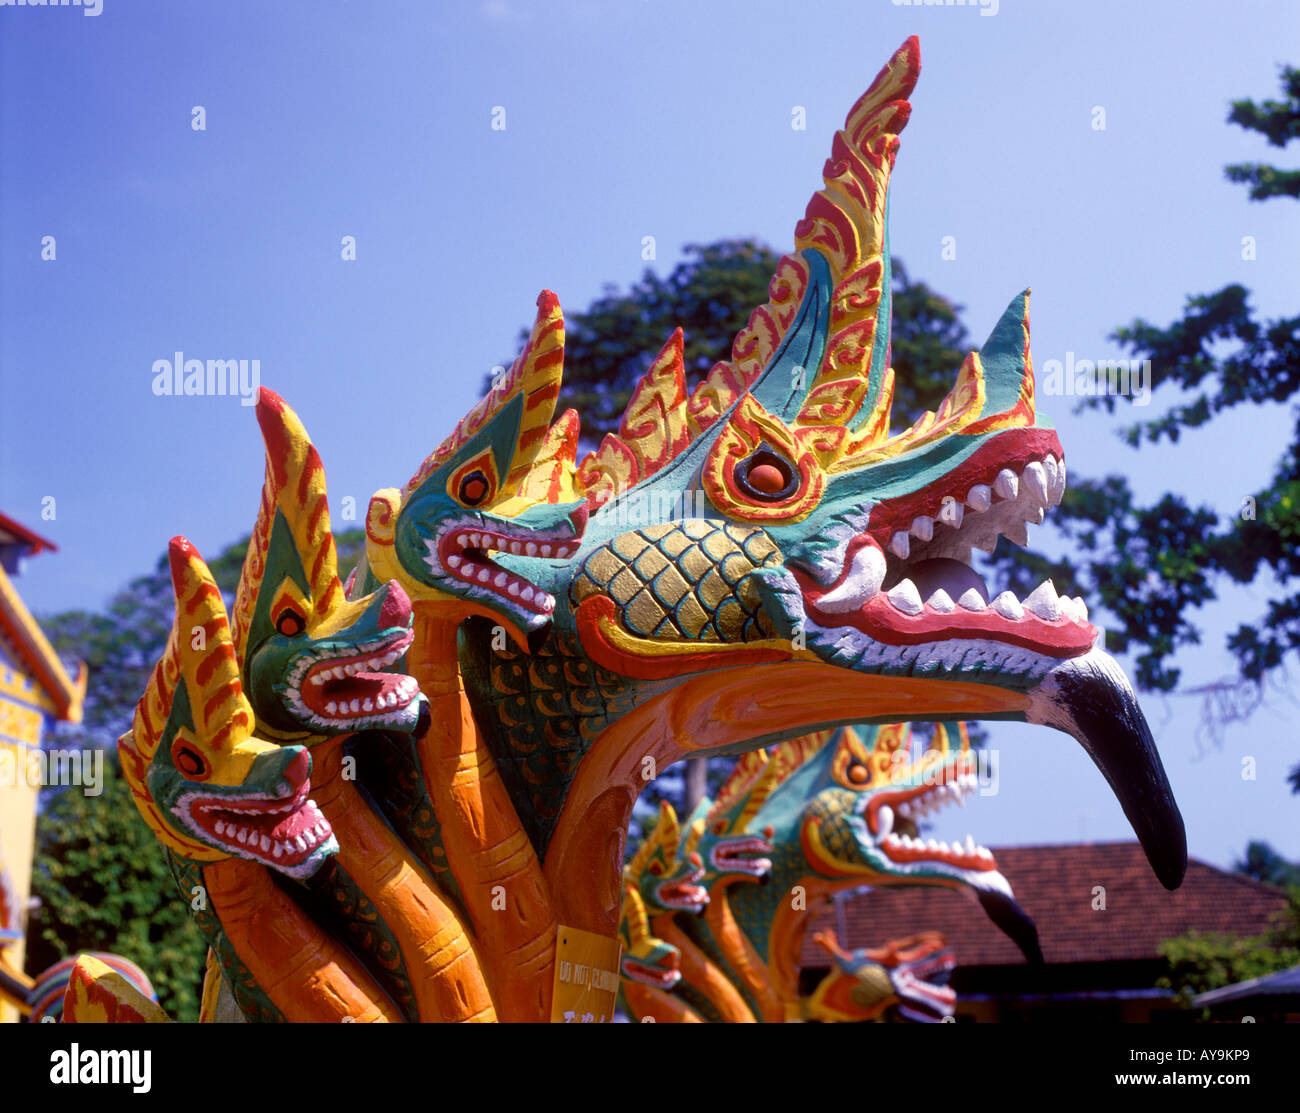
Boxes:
[747,463,787,495]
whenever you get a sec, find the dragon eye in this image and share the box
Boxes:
[172,740,209,780]
[736,448,798,502]
[848,764,870,785]
[648,861,664,876]
[712,820,728,836]
[275,610,305,637]
[458,471,490,506]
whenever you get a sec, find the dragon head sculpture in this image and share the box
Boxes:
[229,388,423,740]
[681,761,777,890]
[750,722,1042,967]
[119,537,336,880]
[807,930,956,1023]
[627,802,708,916]
[617,884,683,994]
[355,292,588,644]
[488,38,1184,924]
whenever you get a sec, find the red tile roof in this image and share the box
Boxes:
[801,842,1292,969]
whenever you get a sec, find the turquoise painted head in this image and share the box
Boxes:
[231,388,424,741]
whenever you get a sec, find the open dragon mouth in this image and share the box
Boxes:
[892,951,957,1021]
[285,628,421,728]
[656,865,708,912]
[798,450,1095,660]
[710,835,774,878]
[425,518,581,616]
[623,956,682,990]
[862,748,997,874]
[177,779,336,880]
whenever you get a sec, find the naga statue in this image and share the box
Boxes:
[617,722,1020,1022]
[102,35,1184,1022]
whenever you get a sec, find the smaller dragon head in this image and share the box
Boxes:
[807,930,955,1023]
[119,537,337,880]
[626,802,707,915]
[356,292,587,646]
[760,723,1040,960]
[232,388,423,739]
[682,759,777,891]
[618,884,682,993]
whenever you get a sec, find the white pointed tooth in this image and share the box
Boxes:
[942,501,964,529]
[295,835,309,851]
[510,541,523,555]
[1023,461,1049,504]
[520,586,535,602]
[1027,503,1047,525]
[525,541,538,556]
[926,839,940,851]
[540,544,552,557]
[816,544,886,613]
[1074,595,1089,621]
[966,835,977,854]
[236,828,248,845]
[966,484,992,512]
[343,663,358,676]
[540,593,555,612]
[446,554,462,569]
[477,568,491,584]
[507,582,520,597]
[910,516,934,542]
[1004,520,1030,547]
[897,801,912,818]
[215,820,226,836]
[886,579,924,616]
[876,805,894,839]
[362,699,374,712]
[310,673,325,686]
[494,571,508,588]
[457,533,470,547]
[332,666,347,680]
[889,532,911,560]
[1023,580,1062,621]
[273,841,284,858]
[925,589,955,613]
[957,588,986,611]
[1056,459,1068,499]
[350,699,362,713]
[991,591,1024,620]
[260,835,271,852]
[325,701,338,715]
[1043,456,1062,504]
[993,469,1019,501]
[937,841,950,854]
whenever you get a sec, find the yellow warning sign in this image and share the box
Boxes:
[550,923,622,1023]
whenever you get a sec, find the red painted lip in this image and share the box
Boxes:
[801,568,1096,655]
[712,835,774,876]
[623,958,681,990]
[185,784,332,870]
[796,528,1095,657]
[298,629,420,720]
[866,428,1063,539]
[436,524,581,615]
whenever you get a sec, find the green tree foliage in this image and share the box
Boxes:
[1157,843,1300,1008]
[30,528,366,1018]
[494,240,970,449]
[25,751,207,1021]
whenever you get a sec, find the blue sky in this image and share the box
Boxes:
[2,0,1297,872]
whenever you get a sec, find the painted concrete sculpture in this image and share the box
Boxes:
[617,723,1020,1022]
[113,35,1184,1022]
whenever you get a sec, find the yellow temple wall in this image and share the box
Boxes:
[0,663,50,1024]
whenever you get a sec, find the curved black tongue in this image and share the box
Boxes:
[1027,649,1187,890]
[976,888,1043,964]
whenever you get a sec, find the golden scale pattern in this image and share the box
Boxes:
[570,520,781,643]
